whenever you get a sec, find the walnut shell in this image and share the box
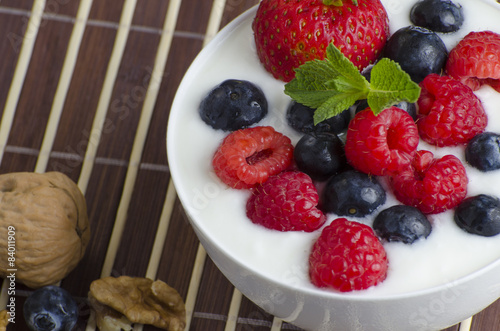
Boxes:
[0,310,8,331]
[0,172,90,288]
[88,276,186,331]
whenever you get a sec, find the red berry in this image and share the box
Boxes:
[252,0,389,82]
[391,150,468,214]
[344,107,419,176]
[445,30,500,92]
[212,126,293,189]
[309,218,388,292]
[417,74,487,147]
[246,171,326,232]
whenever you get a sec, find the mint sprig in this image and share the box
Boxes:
[284,43,421,125]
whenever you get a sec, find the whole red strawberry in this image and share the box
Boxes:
[446,30,500,92]
[391,150,468,214]
[344,106,419,176]
[246,171,326,232]
[252,0,390,82]
[309,218,388,292]
[417,74,487,147]
[212,126,294,189]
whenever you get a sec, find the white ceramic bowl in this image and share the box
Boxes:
[167,1,500,330]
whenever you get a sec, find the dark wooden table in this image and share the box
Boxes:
[0,0,499,330]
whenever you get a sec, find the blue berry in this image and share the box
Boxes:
[24,286,79,331]
[410,0,464,33]
[455,195,500,237]
[320,170,386,217]
[465,132,500,172]
[199,79,267,131]
[383,26,448,83]
[373,205,432,244]
[286,101,350,135]
[294,132,346,181]
[394,101,418,121]
[355,99,417,121]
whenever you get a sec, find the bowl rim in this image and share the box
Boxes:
[167,1,500,302]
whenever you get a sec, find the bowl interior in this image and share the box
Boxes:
[167,0,500,304]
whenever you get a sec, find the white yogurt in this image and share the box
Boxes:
[168,0,500,296]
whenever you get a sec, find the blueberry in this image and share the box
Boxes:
[354,99,369,113]
[383,26,448,83]
[373,205,432,244]
[361,64,374,81]
[24,286,79,331]
[455,194,500,237]
[199,79,268,131]
[286,101,350,135]
[465,132,500,172]
[294,132,346,181]
[320,170,386,217]
[354,99,417,121]
[395,101,418,121]
[410,0,464,33]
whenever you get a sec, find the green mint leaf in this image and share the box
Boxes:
[367,58,421,115]
[284,43,421,125]
[284,44,370,124]
[323,0,344,6]
[324,44,368,92]
[314,92,363,124]
[322,0,358,5]
[284,59,342,109]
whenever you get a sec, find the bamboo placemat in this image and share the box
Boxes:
[0,0,498,330]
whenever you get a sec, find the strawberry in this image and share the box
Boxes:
[445,30,500,92]
[252,0,390,82]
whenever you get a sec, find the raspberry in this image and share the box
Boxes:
[212,126,293,189]
[246,171,326,232]
[344,107,419,176]
[309,218,388,292]
[391,150,468,214]
[446,30,500,92]
[417,74,487,147]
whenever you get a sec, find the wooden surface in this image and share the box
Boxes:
[0,0,499,330]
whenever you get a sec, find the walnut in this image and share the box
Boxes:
[88,276,186,331]
[0,172,90,288]
[0,310,8,331]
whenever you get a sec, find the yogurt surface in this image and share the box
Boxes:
[168,0,500,296]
